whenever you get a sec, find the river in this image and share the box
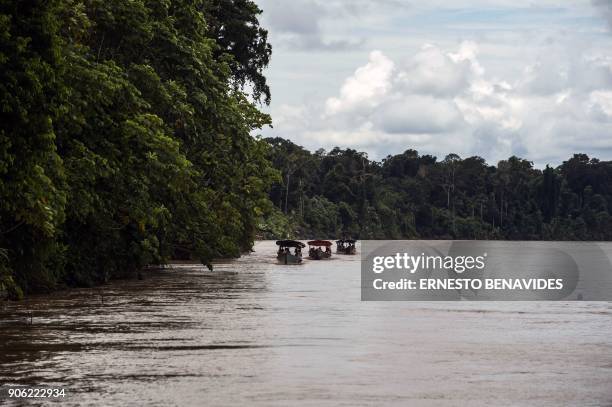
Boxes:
[1,241,612,406]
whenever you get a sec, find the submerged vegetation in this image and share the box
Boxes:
[264,137,612,241]
[0,0,275,297]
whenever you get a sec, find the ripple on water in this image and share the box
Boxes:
[1,241,612,406]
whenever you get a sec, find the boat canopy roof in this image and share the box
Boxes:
[336,239,356,244]
[308,240,332,247]
[276,240,305,248]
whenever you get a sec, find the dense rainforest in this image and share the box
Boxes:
[2,1,611,300]
[262,137,612,242]
[0,0,275,298]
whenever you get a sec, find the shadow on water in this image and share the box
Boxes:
[0,263,269,389]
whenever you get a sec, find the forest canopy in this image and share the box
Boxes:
[262,137,612,242]
[0,0,274,298]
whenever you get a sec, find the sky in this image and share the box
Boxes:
[255,0,612,167]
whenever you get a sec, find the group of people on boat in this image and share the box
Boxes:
[276,240,306,265]
[277,246,302,257]
[307,240,332,260]
[308,246,331,257]
[336,239,356,255]
[275,239,357,264]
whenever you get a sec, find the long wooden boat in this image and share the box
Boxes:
[276,240,305,264]
[336,239,357,255]
[307,240,332,260]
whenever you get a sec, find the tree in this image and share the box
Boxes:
[0,0,66,291]
[1,0,277,295]
[263,138,612,242]
[204,0,272,104]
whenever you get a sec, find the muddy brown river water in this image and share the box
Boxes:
[1,241,612,406]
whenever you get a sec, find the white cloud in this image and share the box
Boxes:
[593,0,612,31]
[258,0,366,50]
[375,95,465,134]
[266,39,612,166]
[590,90,612,117]
[396,43,474,97]
[259,0,612,166]
[325,51,394,115]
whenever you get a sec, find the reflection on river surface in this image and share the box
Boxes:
[1,241,612,406]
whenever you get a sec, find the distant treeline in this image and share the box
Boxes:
[261,137,612,242]
[0,0,274,298]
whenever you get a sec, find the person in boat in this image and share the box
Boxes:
[325,246,331,255]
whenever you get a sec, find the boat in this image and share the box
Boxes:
[336,239,357,255]
[276,240,305,264]
[307,240,332,260]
